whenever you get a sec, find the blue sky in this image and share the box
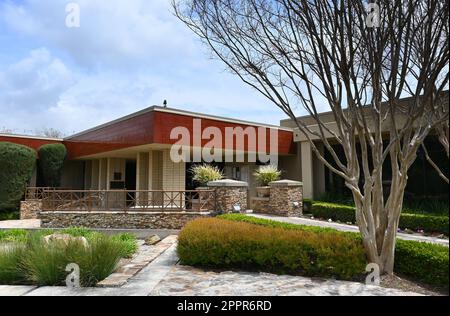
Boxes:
[0,0,290,136]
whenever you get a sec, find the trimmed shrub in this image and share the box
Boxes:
[0,142,36,209]
[220,214,449,288]
[395,240,449,288]
[178,218,367,280]
[310,202,356,223]
[399,213,449,235]
[309,201,449,235]
[38,143,67,187]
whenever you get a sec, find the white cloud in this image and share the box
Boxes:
[0,0,289,136]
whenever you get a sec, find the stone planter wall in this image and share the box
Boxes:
[251,180,303,217]
[20,200,42,219]
[39,211,210,229]
[251,197,270,213]
[208,179,248,213]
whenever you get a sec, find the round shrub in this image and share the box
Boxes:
[38,144,67,187]
[0,142,36,209]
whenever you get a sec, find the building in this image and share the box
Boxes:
[1,93,448,202]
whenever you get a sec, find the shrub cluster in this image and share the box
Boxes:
[38,144,67,187]
[0,228,138,286]
[220,214,449,288]
[178,218,367,281]
[309,201,449,235]
[0,142,36,209]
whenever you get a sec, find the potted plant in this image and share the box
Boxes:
[190,164,224,199]
[253,165,281,197]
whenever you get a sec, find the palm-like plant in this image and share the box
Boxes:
[254,165,281,186]
[190,164,224,187]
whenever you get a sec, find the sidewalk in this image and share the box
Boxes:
[248,214,449,247]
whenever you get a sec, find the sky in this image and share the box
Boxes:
[0,0,291,136]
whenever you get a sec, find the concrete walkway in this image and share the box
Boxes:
[0,219,41,229]
[248,214,449,246]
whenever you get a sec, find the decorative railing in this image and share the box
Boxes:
[33,189,215,212]
[25,187,53,200]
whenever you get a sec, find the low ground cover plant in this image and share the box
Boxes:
[0,228,138,286]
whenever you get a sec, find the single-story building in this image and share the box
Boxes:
[1,93,448,203]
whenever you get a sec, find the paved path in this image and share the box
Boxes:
[0,219,40,229]
[151,266,421,296]
[248,214,449,247]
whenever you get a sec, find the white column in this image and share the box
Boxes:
[301,141,314,199]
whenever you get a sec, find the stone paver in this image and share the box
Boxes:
[248,214,449,246]
[0,285,37,296]
[151,266,421,296]
[0,219,41,229]
[98,235,178,287]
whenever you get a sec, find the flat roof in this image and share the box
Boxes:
[65,105,293,140]
[0,133,63,142]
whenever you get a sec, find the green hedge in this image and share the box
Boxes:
[310,202,449,235]
[220,214,449,288]
[178,218,367,281]
[0,142,36,209]
[395,239,449,287]
[38,144,67,187]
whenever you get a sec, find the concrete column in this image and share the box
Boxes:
[106,158,111,190]
[301,141,314,199]
[91,160,99,190]
[313,143,326,198]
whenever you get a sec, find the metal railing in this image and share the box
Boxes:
[25,187,53,200]
[35,189,215,212]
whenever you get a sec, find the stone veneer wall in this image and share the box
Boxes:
[39,211,210,229]
[20,200,43,220]
[250,180,303,217]
[208,179,248,213]
[251,197,270,213]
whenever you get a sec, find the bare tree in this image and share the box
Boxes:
[173,0,449,274]
[35,128,65,139]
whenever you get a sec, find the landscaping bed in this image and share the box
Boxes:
[178,217,367,281]
[306,201,449,236]
[0,227,138,287]
[217,214,449,289]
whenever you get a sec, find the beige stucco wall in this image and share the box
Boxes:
[61,161,85,189]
